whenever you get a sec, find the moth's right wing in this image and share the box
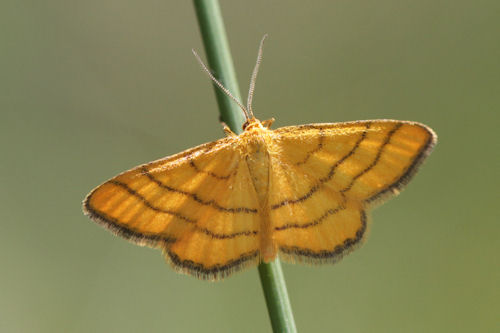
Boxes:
[268,120,436,264]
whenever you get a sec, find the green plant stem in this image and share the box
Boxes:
[192,1,297,332]
[193,0,245,134]
[258,261,297,333]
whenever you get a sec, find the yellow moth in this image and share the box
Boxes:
[83,37,437,280]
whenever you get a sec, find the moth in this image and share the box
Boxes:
[83,36,437,280]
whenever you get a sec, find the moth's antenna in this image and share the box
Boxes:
[246,34,267,119]
[192,49,249,119]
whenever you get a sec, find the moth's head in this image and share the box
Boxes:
[242,117,275,131]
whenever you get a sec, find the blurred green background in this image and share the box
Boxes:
[1,1,498,332]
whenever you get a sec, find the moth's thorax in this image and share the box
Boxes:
[240,119,274,206]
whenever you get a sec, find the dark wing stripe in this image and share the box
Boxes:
[274,204,346,231]
[279,210,367,259]
[340,123,403,194]
[271,122,371,210]
[185,140,236,180]
[91,180,259,239]
[295,129,324,166]
[366,127,436,203]
[200,228,258,239]
[141,166,258,213]
[109,180,196,223]
[188,159,237,180]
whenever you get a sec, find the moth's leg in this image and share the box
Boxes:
[261,118,275,129]
[219,115,237,136]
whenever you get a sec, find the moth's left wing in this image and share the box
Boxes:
[83,136,262,280]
